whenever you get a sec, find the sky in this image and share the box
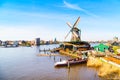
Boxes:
[0,0,120,41]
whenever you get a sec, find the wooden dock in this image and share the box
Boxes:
[39,48,61,52]
[37,53,60,56]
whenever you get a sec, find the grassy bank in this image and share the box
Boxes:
[87,56,120,79]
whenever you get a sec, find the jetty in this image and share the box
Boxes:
[39,48,61,52]
[37,53,60,56]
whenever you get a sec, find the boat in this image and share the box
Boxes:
[54,58,87,67]
[94,54,106,57]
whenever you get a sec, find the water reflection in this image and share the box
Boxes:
[0,45,103,80]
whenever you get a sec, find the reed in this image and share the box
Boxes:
[87,57,102,67]
[98,63,120,78]
[87,56,120,78]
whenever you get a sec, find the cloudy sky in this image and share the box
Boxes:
[0,0,120,41]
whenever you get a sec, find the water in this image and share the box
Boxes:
[0,44,103,80]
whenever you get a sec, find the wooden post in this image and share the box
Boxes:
[68,61,70,69]
[39,49,41,52]
[59,58,61,62]
[54,56,55,62]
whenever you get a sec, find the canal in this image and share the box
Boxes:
[0,44,103,80]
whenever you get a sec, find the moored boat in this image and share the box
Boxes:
[54,58,87,67]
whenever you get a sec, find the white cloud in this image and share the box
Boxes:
[63,1,99,18]
[63,1,84,11]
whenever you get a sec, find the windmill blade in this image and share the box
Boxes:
[65,30,71,39]
[66,22,72,28]
[73,17,80,28]
[73,31,78,38]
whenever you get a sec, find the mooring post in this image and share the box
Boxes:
[68,61,70,69]
[39,49,41,52]
[60,58,62,62]
[49,48,50,51]
[54,56,55,61]
[49,53,51,57]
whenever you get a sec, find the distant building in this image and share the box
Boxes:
[0,40,2,45]
[113,36,118,42]
[49,40,53,44]
[35,38,40,46]
[40,40,45,44]
[8,41,14,45]
[13,41,19,47]
[18,40,22,45]
[31,40,35,46]
[54,38,57,44]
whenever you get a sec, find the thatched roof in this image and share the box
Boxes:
[62,41,90,47]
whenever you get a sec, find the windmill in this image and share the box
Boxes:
[65,17,81,41]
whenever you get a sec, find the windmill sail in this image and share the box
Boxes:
[66,22,72,28]
[73,17,80,28]
[65,30,71,39]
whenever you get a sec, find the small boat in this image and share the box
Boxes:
[94,54,105,57]
[117,54,120,56]
[54,58,87,67]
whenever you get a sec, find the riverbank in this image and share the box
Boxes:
[59,49,120,79]
[87,56,120,79]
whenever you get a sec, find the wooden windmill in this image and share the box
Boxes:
[65,17,81,41]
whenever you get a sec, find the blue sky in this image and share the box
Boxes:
[0,0,120,41]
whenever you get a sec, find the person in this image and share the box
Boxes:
[60,58,62,62]
[54,56,55,61]
[39,49,41,52]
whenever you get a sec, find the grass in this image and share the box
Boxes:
[87,56,120,78]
